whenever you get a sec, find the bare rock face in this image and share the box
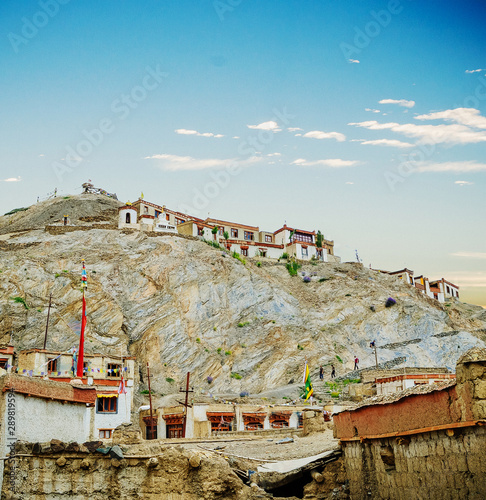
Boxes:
[0,195,485,402]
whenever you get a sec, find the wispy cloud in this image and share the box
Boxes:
[345,181,354,185]
[451,252,486,259]
[247,120,281,132]
[39,154,45,157]
[415,108,486,129]
[1,176,21,182]
[348,120,486,145]
[145,154,260,171]
[175,128,224,138]
[287,127,303,132]
[302,130,346,142]
[445,271,486,288]
[360,139,414,148]
[455,180,474,186]
[291,158,359,168]
[415,161,486,173]
[348,59,360,64]
[465,68,484,74]
[365,108,381,114]
[379,99,415,108]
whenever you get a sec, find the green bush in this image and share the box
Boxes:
[238,321,250,328]
[231,372,242,380]
[140,389,154,394]
[10,296,29,309]
[196,338,201,343]
[297,344,304,350]
[256,261,261,267]
[217,347,222,354]
[286,261,301,276]
[281,252,289,260]
[232,251,246,265]
[331,391,340,398]
[336,355,343,364]
[224,350,232,356]
[4,207,28,216]
[165,377,175,383]
[55,273,61,278]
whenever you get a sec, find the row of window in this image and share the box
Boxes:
[46,359,122,377]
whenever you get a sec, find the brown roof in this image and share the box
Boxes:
[336,379,456,414]
[205,218,259,231]
[0,374,97,406]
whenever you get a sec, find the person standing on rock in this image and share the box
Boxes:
[319,365,324,379]
[331,364,336,378]
[354,356,359,370]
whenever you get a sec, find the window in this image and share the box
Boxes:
[47,358,58,373]
[265,235,272,243]
[292,233,313,244]
[197,227,204,236]
[144,206,148,214]
[231,228,238,238]
[97,396,118,413]
[218,228,224,236]
[107,363,121,377]
[271,420,289,429]
[175,218,185,225]
[166,424,183,438]
[259,250,267,258]
[99,429,112,439]
[83,361,90,374]
[155,210,161,218]
[0,358,8,370]
[244,231,254,241]
[125,213,131,224]
[241,248,248,257]
[301,247,308,257]
[166,214,170,221]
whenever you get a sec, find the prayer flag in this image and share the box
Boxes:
[303,362,313,401]
[118,375,127,395]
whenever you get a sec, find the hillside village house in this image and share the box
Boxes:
[377,268,459,304]
[17,349,136,441]
[0,374,97,491]
[0,346,14,372]
[118,197,339,262]
[139,400,307,440]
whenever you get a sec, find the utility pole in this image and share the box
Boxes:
[179,372,193,438]
[146,362,155,440]
[43,293,52,350]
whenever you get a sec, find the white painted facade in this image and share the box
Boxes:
[95,389,132,439]
[118,206,139,230]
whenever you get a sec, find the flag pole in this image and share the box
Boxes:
[76,260,88,378]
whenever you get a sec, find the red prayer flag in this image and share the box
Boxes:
[76,292,87,377]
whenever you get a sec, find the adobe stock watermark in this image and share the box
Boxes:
[340,0,409,61]
[384,74,486,191]
[7,0,71,54]
[213,0,244,21]
[176,107,294,215]
[51,64,167,182]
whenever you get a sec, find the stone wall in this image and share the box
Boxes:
[341,425,486,499]
[1,444,266,500]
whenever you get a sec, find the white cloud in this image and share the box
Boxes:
[295,133,302,137]
[379,99,415,108]
[415,108,486,129]
[287,127,303,132]
[266,152,281,157]
[302,130,346,142]
[232,136,240,139]
[465,69,484,74]
[444,271,486,288]
[1,177,21,182]
[291,158,359,168]
[451,252,486,259]
[345,181,354,185]
[247,120,281,132]
[348,120,486,145]
[348,59,360,64]
[365,108,381,114]
[360,139,414,148]
[144,154,260,171]
[39,154,45,157]
[455,180,474,186]
[415,161,486,173]
[175,128,224,138]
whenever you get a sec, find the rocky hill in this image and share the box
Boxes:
[0,195,485,403]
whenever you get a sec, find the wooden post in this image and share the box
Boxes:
[374,344,378,368]
[146,362,154,440]
[182,372,190,438]
[43,293,52,350]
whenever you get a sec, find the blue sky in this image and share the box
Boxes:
[1,0,485,306]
